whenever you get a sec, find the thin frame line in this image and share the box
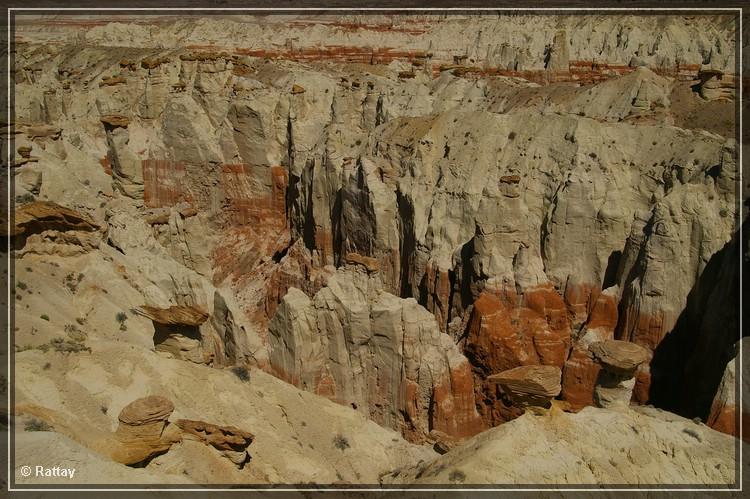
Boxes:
[5,5,745,493]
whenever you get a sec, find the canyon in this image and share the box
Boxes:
[6,13,746,486]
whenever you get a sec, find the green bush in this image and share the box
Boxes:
[231,366,250,382]
[25,419,52,432]
[448,469,466,483]
[333,434,350,451]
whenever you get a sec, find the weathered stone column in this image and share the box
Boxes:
[589,340,649,408]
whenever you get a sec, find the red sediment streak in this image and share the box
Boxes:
[235,45,431,66]
[431,359,486,440]
[287,20,428,35]
[142,159,192,208]
[708,401,750,442]
[220,164,288,227]
[99,157,112,176]
[561,345,602,411]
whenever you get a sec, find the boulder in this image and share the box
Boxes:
[589,340,649,376]
[100,114,131,128]
[111,396,182,465]
[8,201,99,237]
[589,340,649,408]
[175,419,254,467]
[136,305,209,326]
[488,365,562,408]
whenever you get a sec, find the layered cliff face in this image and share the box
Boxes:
[268,268,484,443]
[10,13,744,478]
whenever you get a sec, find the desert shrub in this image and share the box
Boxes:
[40,315,49,321]
[448,469,466,483]
[507,131,516,140]
[333,434,350,451]
[231,366,250,382]
[25,418,52,432]
[65,273,84,293]
[64,325,87,343]
[50,337,91,353]
[115,312,128,323]
[16,281,27,290]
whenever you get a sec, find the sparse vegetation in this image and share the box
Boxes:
[448,469,466,483]
[25,418,52,432]
[65,272,84,293]
[116,312,128,331]
[507,131,516,140]
[16,193,35,204]
[43,362,51,370]
[64,324,87,342]
[16,281,27,291]
[49,337,91,354]
[333,434,350,451]
[40,314,49,321]
[231,366,250,382]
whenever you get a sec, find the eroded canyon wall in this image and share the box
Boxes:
[11,13,744,443]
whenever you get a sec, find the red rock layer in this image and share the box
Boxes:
[616,306,676,399]
[559,289,619,410]
[422,261,452,332]
[430,359,487,440]
[464,286,572,426]
[142,159,191,208]
[99,157,112,176]
[561,346,602,411]
[563,282,600,327]
[585,290,619,333]
[220,164,288,228]
[631,364,651,405]
[286,19,429,35]
[708,404,750,443]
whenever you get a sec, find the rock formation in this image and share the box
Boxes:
[174,419,254,468]
[112,396,182,465]
[488,365,562,408]
[15,395,253,468]
[708,339,749,441]
[268,269,484,442]
[385,405,738,485]
[589,340,650,408]
[9,12,743,486]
